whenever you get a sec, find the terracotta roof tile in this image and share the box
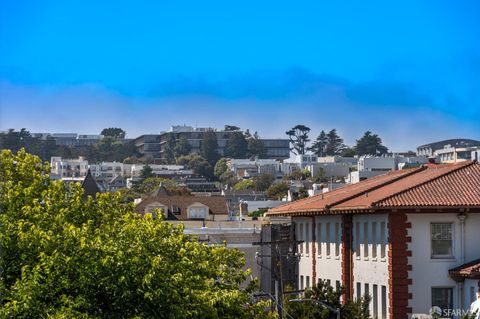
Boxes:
[267,161,480,216]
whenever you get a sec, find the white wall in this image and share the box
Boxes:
[352,214,390,319]
[408,213,480,315]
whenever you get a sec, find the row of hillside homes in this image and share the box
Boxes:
[50,157,192,188]
[266,160,480,319]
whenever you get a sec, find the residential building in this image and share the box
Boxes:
[417,139,480,157]
[227,158,281,179]
[50,156,89,178]
[266,161,480,319]
[33,133,104,147]
[136,187,229,220]
[134,134,162,159]
[435,145,480,163]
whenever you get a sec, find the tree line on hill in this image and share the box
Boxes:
[286,124,389,156]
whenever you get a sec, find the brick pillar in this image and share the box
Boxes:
[341,214,353,303]
[388,212,412,319]
[312,216,317,284]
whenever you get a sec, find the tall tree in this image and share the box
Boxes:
[325,129,346,156]
[354,131,389,156]
[253,173,274,191]
[214,158,235,185]
[201,130,220,166]
[247,131,267,159]
[174,136,191,158]
[0,149,274,318]
[309,130,328,157]
[140,164,154,179]
[225,132,248,158]
[177,154,214,179]
[224,125,240,131]
[286,124,311,155]
[100,127,126,139]
[162,133,177,164]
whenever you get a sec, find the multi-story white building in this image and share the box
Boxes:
[435,146,480,163]
[50,156,89,178]
[267,161,480,319]
[227,158,281,179]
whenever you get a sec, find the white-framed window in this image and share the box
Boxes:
[305,222,310,255]
[188,206,208,219]
[431,223,454,258]
[431,287,454,315]
[326,222,331,256]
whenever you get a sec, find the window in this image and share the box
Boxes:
[356,222,361,257]
[336,280,341,292]
[300,276,304,290]
[365,283,370,300]
[335,223,340,257]
[306,276,310,288]
[380,222,386,259]
[306,222,310,255]
[188,206,207,219]
[432,287,454,315]
[381,286,387,319]
[299,224,304,254]
[326,279,331,287]
[326,222,331,256]
[431,223,453,258]
[317,223,322,256]
[373,284,378,319]
[364,222,369,258]
[357,282,362,300]
[372,222,377,258]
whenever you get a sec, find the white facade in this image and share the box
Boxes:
[50,156,89,178]
[408,213,480,315]
[227,159,281,179]
[435,146,480,163]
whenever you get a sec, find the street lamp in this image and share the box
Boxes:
[289,298,341,319]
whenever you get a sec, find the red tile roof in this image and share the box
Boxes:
[267,161,480,216]
[449,259,480,280]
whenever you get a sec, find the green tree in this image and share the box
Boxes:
[233,179,255,190]
[225,132,248,159]
[0,149,274,319]
[224,125,241,131]
[253,173,274,191]
[325,129,346,156]
[214,158,236,185]
[286,125,310,155]
[309,130,328,157]
[140,164,154,179]
[247,132,267,159]
[100,127,126,139]
[354,131,389,156]
[174,137,192,158]
[163,133,177,164]
[266,182,289,200]
[201,130,220,166]
[177,154,214,179]
[284,169,311,181]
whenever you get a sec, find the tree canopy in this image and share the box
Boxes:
[100,127,126,139]
[246,132,267,159]
[286,125,310,155]
[177,154,214,180]
[0,149,274,318]
[225,132,248,159]
[309,130,328,157]
[201,131,220,166]
[354,131,389,156]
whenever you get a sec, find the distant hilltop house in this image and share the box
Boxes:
[416,138,480,157]
[136,187,229,221]
[266,160,480,319]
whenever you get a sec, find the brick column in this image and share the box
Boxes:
[388,212,412,319]
[312,216,317,284]
[341,214,353,303]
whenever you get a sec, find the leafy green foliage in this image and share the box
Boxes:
[266,182,289,200]
[174,137,192,158]
[284,281,371,319]
[284,169,311,181]
[139,164,154,179]
[286,125,310,155]
[0,149,275,319]
[354,131,389,156]
[325,129,346,156]
[225,132,248,159]
[100,127,126,139]
[201,131,220,166]
[252,173,274,191]
[309,130,328,157]
[247,132,267,159]
[162,133,177,164]
[233,179,255,190]
[177,154,214,180]
[214,158,236,186]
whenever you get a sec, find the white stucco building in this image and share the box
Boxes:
[267,161,480,319]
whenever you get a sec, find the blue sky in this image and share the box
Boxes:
[1,0,479,151]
